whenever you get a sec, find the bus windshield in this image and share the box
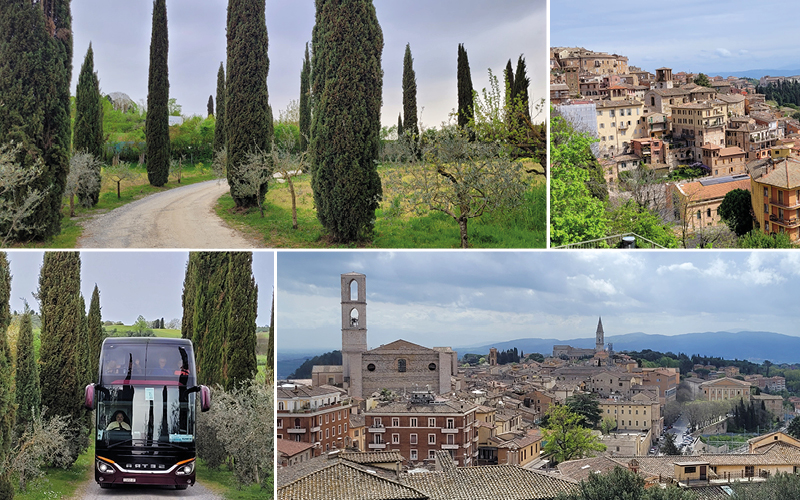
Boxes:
[99,343,196,387]
[97,384,196,447]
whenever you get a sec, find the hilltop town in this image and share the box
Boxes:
[551,47,800,248]
[275,273,800,499]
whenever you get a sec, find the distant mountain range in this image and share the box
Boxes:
[713,69,800,79]
[456,331,800,365]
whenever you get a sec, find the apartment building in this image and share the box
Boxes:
[699,377,751,402]
[364,393,479,466]
[671,101,726,161]
[750,157,800,242]
[595,99,646,157]
[277,384,354,456]
[599,392,663,443]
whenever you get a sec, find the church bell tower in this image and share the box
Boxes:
[595,317,604,352]
[341,273,367,385]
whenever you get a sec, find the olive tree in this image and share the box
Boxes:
[65,152,101,216]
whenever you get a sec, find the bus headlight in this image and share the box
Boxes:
[175,461,195,475]
[96,460,115,474]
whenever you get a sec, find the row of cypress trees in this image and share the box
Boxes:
[180,251,258,390]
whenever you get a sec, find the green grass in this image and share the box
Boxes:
[216,167,547,248]
[16,163,217,248]
[195,459,273,499]
[104,325,181,338]
[14,442,93,500]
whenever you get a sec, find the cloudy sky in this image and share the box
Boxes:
[551,1,800,76]
[6,251,274,326]
[71,0,547,129]
[277,250,800,354]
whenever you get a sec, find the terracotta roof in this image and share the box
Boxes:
[758,158,800,188]
[719,147,745,156]
[279,461,428,500]
[677,178,751,203]
[370,339,433,353]
[277,439,315,458]
[557,456,627,482]
[401,464,578,499]
[340,451,405,464]
[368,400,478,415]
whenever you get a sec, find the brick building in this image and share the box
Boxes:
[277,384,354,456]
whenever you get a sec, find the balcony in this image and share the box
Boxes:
[769,198,800,210]
[441,428,459,434]
[618,122,629,130]
[368,443,386,449]
[287,427,306,434]
[441,444,460,450]
[311,426,321,433]
[368,426,386,433]
[769,214,800,228]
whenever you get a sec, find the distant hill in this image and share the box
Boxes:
[713,69,800,79]
[457,331,800,364]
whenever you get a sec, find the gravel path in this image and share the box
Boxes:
[73,479,224,499]
[77,180,259,248]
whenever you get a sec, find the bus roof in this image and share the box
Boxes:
[101,337,193,347]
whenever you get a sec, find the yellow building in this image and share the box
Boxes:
[699,377,751,402]
[594,99,646,157]
[750,157,800,242]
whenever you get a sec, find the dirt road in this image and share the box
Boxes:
[73,480,223,499]
[77,180,259,248]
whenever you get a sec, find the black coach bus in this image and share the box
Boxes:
[84,337,211,489]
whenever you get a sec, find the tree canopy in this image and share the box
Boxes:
[718,188,753,236]
[542,404,606,463]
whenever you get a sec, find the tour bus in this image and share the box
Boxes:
[84,337,211,489]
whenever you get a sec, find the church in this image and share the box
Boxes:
[330,272,457,399]
[552,317,608,360]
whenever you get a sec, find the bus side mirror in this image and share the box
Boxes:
[200,385,211,412]
[84,384,95,410]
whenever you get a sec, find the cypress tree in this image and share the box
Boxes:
[299,42,311,152]
[73,43,103,205]
[207,95,214,117]
[226,0,271,208]
[267,290,274,381]
[457,43,474,128]
[41,0,73,238]
[15,310,39,437]
[213,62,226,152]
[191,252,229,387]
[37,251,85,464]
[397,113,403,139]
[504,58,515,123]
[146,0,170,186]
[310,0,383,242]
[401,43,418,141]
[512,55,531,121]
[0,254,12,457]
[87,284,103,381]
[0,0,69,240]
[224,252,257,389]
[73,43,103,160]
[180,253,198,340]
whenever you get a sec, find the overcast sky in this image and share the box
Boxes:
[6,251,274,326]
[71,0,547,129]
[277,251,800,354]
[551,1,800,76]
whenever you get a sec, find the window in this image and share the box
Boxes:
[326,429,329,439]
[600,123,605,128]
[685,466,697,474]
[410,449,418,460]
[697,210,701,220]
[374,434,382,444]
[410,434,418,445]
[277,419,283,429]
[410,418,417,427]
[367,363,375,371]
[392,433,400,444]
[326,414,329,424]
[429,418,436,427]
[428,434,436,445]
[446,418,455,429]
[707,208,711,217]
[429,450,436,459]
[278,402,284,410]
[392,418,399,427]
[428,363,437,371]
[398,359,407,372]
[447,434,455,445]
[338,424,342,435]
[374,417,382,427]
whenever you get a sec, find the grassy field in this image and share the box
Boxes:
[104,324,181,338]
[19,162,217,248]
[216,163,546,248]
[196,460,273,499]
[13,443,93,500]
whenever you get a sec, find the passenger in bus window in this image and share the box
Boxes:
[106,411,131,431]
[152,356,171,376]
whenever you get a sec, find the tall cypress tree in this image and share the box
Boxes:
[180,253,199,340]
[0,0,69,240]
[146,0,170,186]
[457,43,474,128]
[15,310,40,437]
[87,284,103,381]
[512,55,531,121]
[41,0,73,238]
[213,62,226,152]
[73,43,103,159]
[310,0,383,242]
[0,254,12,458]
[504,58,515,124]
[207,95,214,117]
[192,252,229,387]
[401,43,418,141]
[226,0,271,208]
[267,290,274,382]
[299,42,311,152]
[225,252,257,389]
[37,251,85,464]
[397,113,403,139]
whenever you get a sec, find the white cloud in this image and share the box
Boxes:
[715,48,732,58]
[656,262,698,275]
